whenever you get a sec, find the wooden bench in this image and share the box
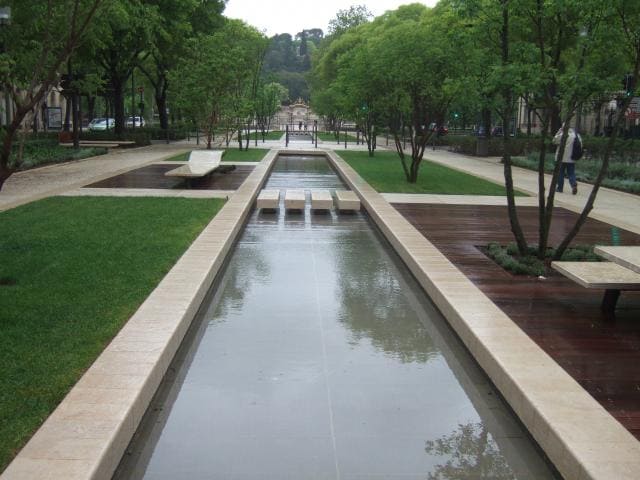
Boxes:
[551,261,640,313]
[335,190,360,211]
[256,190,280,211]
[284,189,305,210]
[165,150,223,180]
[311,190,332,211]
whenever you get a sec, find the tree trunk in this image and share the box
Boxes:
[500,0,528,255]
[63,95,72,132]
[113,80,125,135]
[155,78,169,131]
[87,95,96,121]
[72,92,80,149]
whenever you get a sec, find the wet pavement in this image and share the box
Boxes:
[114,156,557,480]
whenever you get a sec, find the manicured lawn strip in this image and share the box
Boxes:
[258,130,284,140]
[0,196,225,470]
[165,148,269,162]
[317,132,358,143]
[339,150,524,195]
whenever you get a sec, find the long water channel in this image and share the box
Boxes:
[114,154,558,479]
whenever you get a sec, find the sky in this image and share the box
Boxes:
[224,0,439,37]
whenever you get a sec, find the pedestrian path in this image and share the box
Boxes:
[0,144,190,211]
[421,149,640,235]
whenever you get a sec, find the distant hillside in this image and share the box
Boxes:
[262,29,323,102]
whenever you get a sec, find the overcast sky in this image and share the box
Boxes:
[224,0,439,37]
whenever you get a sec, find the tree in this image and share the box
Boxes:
[140,0,225,130]
[0,0,105,191]
[372,3,468,182]
[460,0,635,258]
[169,19,267,150]
[255,81,288,138]
[94,0,158,135]
[327,4,373,37]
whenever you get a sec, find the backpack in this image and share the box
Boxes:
[571,134,584,161]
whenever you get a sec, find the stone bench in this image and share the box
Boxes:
[256,189,280,211]
[311,190,333,211]
[335,190,360,211]
[285,189,306,210]
[551,260,640,313]
[165,150,223,179]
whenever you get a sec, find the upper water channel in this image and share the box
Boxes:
[114,154,558,479]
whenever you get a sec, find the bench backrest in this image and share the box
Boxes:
[186,150,223,174]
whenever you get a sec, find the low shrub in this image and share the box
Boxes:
[511,152,640,194]
[10,138,107,170]
[442,135,538,157]
[485,242,601,276]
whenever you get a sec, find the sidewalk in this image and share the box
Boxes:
[0,144,190,212]
[421,149,640,235]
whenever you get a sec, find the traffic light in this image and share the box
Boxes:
[623,74,635,97]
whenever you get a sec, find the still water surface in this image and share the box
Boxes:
[114,155,557,479]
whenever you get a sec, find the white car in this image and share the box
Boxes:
[126,116,146,128]
[89,118,115,131]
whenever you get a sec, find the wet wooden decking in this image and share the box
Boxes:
[394,203,640,440]
[86,164,254,190]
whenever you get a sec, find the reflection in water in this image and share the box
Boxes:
[208,242,269,323]
[425,423,516,480]
[333,229,438,364]
[113,155,558,480]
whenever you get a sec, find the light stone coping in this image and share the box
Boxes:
[0,149,280,480]
[324,149,640,480]
[335,189,361,211]
[164,150,223,178]
[58,188,234,199]
[551,261,640,289]
[256,189,280,209]
[284,189,305,210]
[381,193,540,206]
[310,189,332,210]
[594,246,640,274]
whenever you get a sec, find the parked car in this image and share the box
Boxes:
[491,125,515,137]
[429,123,448,136]
[126,116,146,128]
[89,118,115,131]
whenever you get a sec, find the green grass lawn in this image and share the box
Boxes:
[339,150,524,195]
[165,148,269,162]
[259,130,284,140]
[317,132,358,143]
[0,196,225,470]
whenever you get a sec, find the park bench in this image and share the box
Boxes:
[335,190,360,212]
[311,190,333,211]
[164,150,224,182]
[551,246,640,314]
[256,189,280,211]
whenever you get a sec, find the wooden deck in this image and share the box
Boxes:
[86,164,254,190]
[394,203,640,440]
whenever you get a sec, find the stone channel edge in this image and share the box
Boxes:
[323,149,640,480]
[0,150,279,480]
[4,147,639,479]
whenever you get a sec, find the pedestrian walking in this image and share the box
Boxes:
[553,126,582,195]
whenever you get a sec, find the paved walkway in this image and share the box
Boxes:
[421,149,640,234]
[3,137,639,238]
[0,144,190,211]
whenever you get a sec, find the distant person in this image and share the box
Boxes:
[299,121,302,131]
[554,126,582,195]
